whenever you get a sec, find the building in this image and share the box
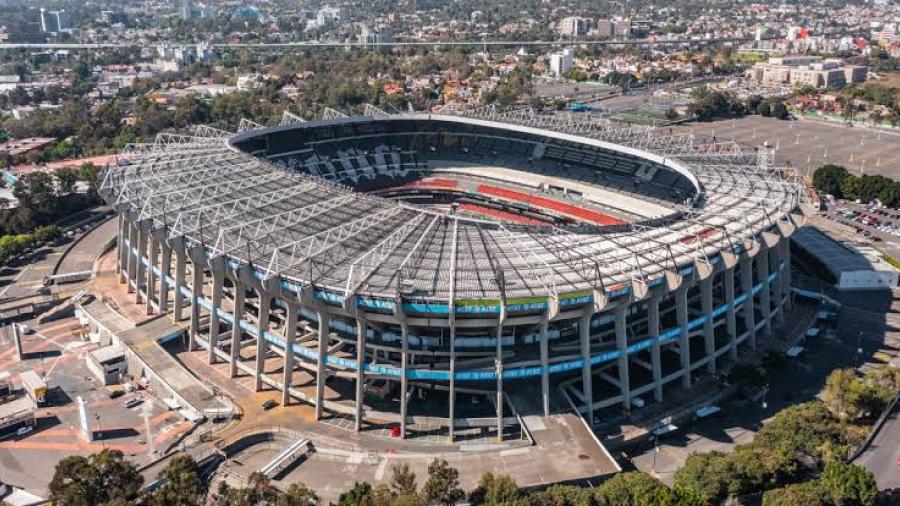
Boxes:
[86,345,128,385]
[747,56,867,89]
[40,8,71,33]
[316,6,344,27]
[595,19,616,39]
[615,19,631,38]
[557,17,590,37]
[358,25,393,45]
[102,110,800,442]
[549,49,574,77]
[0,396,37,440]
[180,2,215,21]
[100,11,127,25]
[792,227,898,290]
[237,74,265,91]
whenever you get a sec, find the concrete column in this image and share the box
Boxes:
[117,215,126,282]
[282,301,297,407]
[540,316,550,416]
[229,279,245,378]
[314,310,329,420]
[354,318,366,431]
[782,239,792,310]
[254,293,271,391]
[126,223,137,293]
[757,251,772,335]
[147,238,158,314]
[135,227,147,304]
[615,305,630,411]
[676,284,691,388]
[495,321,504,439]
[740,256,756,350]
[159,245,171,313]
[207,269,224,364]
[648,295,663,402]
[449,324,457,442]
[579,309,594,424]
[188,261,203,352]
[173,247,186,322]
[400,322,409,438]
[772,243,785,323]
[701,277,716,374]
[725,266,738,361]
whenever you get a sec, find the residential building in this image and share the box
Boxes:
[550,49,574,77]
[557,17,590,37]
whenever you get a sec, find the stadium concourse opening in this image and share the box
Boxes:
[102,108,805,444]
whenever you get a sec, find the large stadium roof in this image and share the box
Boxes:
[99,106,806,309]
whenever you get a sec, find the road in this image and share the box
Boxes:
[856,404,900,490]
[0,37,768,51]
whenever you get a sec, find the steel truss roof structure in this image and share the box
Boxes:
[99,108,806,312]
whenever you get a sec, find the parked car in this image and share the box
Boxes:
[109,390,125,399]
[262,399,278,410]
[124,397,143,409]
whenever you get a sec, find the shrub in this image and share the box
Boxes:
[820,461,877,506]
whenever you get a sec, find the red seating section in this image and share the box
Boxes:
[476,185,625,226]
[458,203,547,226]
[391,178,626,227]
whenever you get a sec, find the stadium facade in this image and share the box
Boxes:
[100,106,806,440]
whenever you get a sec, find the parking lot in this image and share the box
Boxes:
[672,116,900,179]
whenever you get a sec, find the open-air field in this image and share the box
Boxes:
[672,115,900,179]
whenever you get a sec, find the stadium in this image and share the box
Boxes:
[99,105,805,441]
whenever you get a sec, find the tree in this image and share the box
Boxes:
[277,483,319,505]
[390,462,418,496]
[56,167,78,196]
[822,368,866,421]
[423,459,465,506]
[673,451,735,502]
[33,224,62,243]
[77,162,102,202]
[48,449,144,506]
[529,484,593,506]
[145,455,207,506]
[820,461,877,506]
[13,171,60,225]
[468,472,524,506]
[594,471,675,506]
[757,101,772,117]
[337,482,372,506]
[812,164,850,199]
[762,480,828,506]
[771,102,789,120]
[213,472,279,505]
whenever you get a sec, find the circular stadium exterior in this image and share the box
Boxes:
[100,105,806,441]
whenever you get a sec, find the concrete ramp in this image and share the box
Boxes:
[259,437,310,479]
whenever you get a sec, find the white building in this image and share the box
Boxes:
[316,6,344,27]
[557,17,589,37]
[549,49,574,77]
